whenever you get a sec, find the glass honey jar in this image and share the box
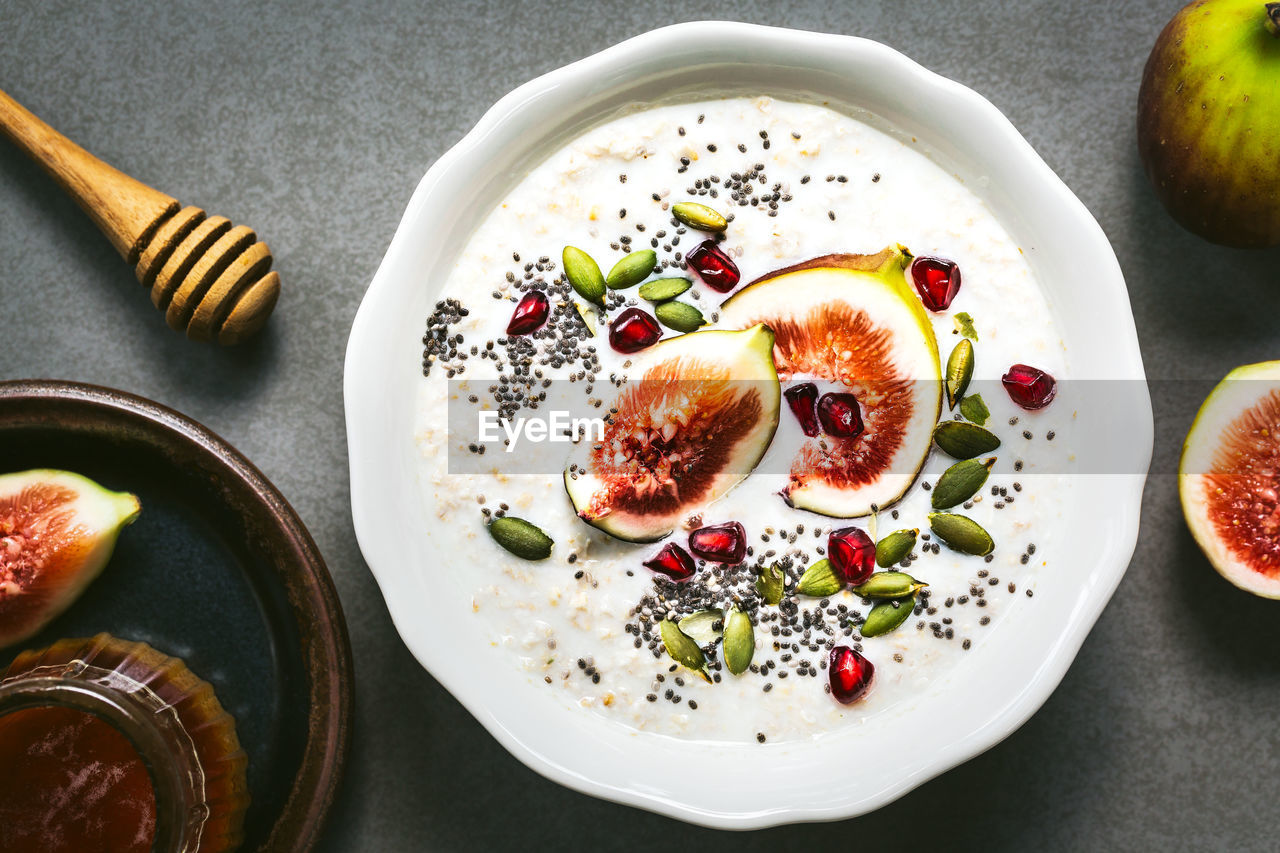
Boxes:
[0,633,249,852]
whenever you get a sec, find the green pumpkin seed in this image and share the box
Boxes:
[931,457,996,509]
[875,529,918,567]
[573,300,598,337]
[671,201,728,232]
[678,609,724,646]
[723,608,754,675]
[659,618,710,681]
[654,301,706,332]
[852,571,928,599]
[954,311,978,340]
[797,558,842,597]
[946,338,974,410]
[487,516,553,560]
[755,562,785,605]
[934,421,1001,459]
[960,393,990,426]
[928,512,995,556]
[860,594,917,638]
[605,250,657,290]
[638,277,693,302]
[562,246,605,306]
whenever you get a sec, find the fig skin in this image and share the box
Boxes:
[1137,0,1280,248]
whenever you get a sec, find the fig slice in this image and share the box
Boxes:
[719,246,942,517]
[564,325,780,543]
[1181,361,1280,598]
[0,470,140,648]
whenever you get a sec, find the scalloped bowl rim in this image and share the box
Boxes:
[344,21,1153,829]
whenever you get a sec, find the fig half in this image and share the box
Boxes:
[565,325,780,542]
[1181,361,1280,597]
[1137,0,1280,247]
[0,470,140,647]
[719,246,941,517]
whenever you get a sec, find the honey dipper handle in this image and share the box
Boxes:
[0,86,177,264]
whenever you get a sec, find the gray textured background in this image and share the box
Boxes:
[4,0,1280,849]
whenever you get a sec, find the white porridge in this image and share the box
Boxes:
[413,96,1072,744]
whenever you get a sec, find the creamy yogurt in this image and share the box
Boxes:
[414,97,1071,744]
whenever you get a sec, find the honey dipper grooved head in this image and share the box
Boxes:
[134,205,279,344]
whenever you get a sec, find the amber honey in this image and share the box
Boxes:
[0,705,157,852]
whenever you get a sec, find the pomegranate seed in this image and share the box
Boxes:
[911,256,961,312]
[609,307,662,353]
[817,393,864,438]
[688,522,746,564]
[828,526,875,585]
[505,290,549,335]
[686,239,740,293]
[1002,363,1057,410]
[643,542,696,582]
[828,645,875,704]
[784,383,820,436]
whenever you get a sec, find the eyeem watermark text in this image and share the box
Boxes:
[477,410,606,452]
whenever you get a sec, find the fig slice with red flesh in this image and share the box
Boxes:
[564,325,780,543]
[0,470,140,648]
[1181,361,1280,598]
[719,246,942,518]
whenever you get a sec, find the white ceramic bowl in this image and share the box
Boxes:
[345,22,1153,828]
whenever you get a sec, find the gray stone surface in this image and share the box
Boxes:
[3,0,1279,849]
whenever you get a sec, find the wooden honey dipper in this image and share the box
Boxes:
[0,87,279,344]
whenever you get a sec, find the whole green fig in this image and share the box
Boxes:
[1137,0,1280,248]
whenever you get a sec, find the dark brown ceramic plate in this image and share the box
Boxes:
[0,379,352,852]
